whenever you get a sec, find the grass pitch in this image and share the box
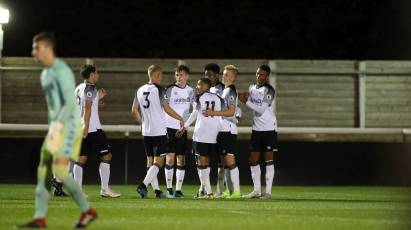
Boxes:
[0,185,410,230]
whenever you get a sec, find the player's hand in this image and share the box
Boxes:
[82,125,88,138]
[238,92,249,103]
[175,127,186,139]
[98,88,107,100]
[202,109,215,117]
[45,121,64,153]
[179,119,185,128]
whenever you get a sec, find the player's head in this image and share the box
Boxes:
[204,63,220,86]
[80,64,99,83]
[223,65,238,85]
[256,65,271,86]
[147,64,162,84]
[196,77,212,94]
[32,32,56,66]
[175,65,190,86]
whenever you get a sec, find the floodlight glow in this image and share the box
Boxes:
[0,8,9,24]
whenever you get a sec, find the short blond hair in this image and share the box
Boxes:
[147,64,162,77]
[224,65,239,76]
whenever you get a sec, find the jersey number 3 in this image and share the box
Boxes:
[143,92,150,108]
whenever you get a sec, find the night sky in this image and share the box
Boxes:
[2,0,411,59]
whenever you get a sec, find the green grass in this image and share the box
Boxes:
[0,185,410,230]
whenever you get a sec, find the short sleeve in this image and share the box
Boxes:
[133,90,139,106]
[157,85,167,105]
[263,86,275,105]
[164,86,173,104]
[225,87,237,106]
[84,84,97,101]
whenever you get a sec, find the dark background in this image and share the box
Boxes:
[3,0,411,59]
[2,138,410,186]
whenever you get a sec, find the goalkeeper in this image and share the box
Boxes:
[18,32,96,229]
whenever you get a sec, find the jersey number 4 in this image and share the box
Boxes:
[143,92,150,108]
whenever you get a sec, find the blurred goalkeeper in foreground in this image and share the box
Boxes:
[18,32,96,229]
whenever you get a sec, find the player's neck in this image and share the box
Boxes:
[176,82,186,88]
[43,56,57,68]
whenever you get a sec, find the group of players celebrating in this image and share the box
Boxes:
[133,63,277,200]
[19,32,277,228]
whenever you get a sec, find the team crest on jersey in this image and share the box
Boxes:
[86,91,93,97]
[174,91,178,95]
[267,94,272,100]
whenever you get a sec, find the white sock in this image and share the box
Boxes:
[73,164,83,187]
[165,165,174,189]
[99,162,110,191]
[216,167,225,194]
[175,166,185,191]
[197,167,203,192]
[54,176,62,183]
[265,164,275,195]
[143,165,160,187]
[151,177,160,191]
[225,168,234,193]
[230,167,240,193]
[250,164,261,193]
[200,167,212,195]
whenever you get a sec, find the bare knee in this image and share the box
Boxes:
[166,153,175,166]
[249,152,260,165]
[224,154,236,167]
[176,155,185,166]
[153,156,165,168]
[100,153,112,162]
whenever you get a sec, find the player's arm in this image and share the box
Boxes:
[246,100,269,115]
[45,69,75,152]
[163,103,184,127]
[246,88,274,115]
[203,104,235,117]
[55,69,77,123]
[98,88,106,110]
[83,101,92,137]
[131,99,142,124]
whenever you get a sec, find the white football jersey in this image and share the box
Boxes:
[75,82,102,133]
[246,83,277,131]
[164,84,196,129]
[134,83,167,136]
[210,82,224,96]
[192,92,225,144]
[219,85,238,134]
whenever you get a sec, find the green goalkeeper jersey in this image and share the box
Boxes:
[40,59,81,130]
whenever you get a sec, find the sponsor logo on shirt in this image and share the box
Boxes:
[173,97,191,103]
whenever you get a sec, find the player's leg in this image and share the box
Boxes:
[224,134,240,199]
[174,130,187,198]
[57,131,96,227]
[90,130,120,197]
[165,152,175,197]
[216,156,225,197]
[99,152,121,197]
[18,145,53,228]
[165,128,176,197]
[195,142,213,198]
[215,133,225,196]
[243,130,263,198]
[262,151,274,199]
[137,136,166,198]
[73,136,90,193]
[73,155,88,189]
[175,155,185,198]
[224,154,241,198]
[261,131,277,199]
